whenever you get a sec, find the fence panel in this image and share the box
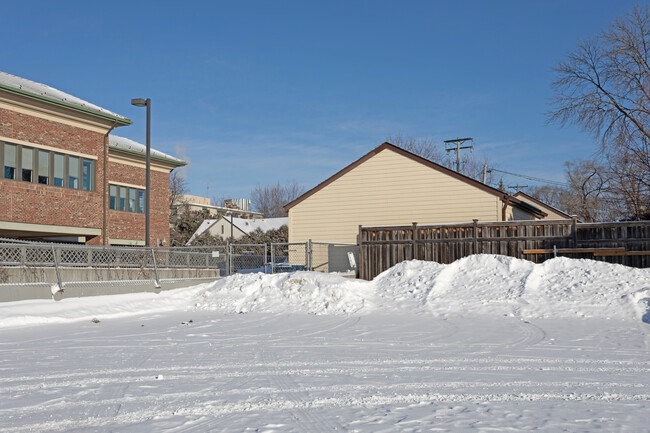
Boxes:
[270,242,308,273]
[359,220,650,280]
[229,244,267,274]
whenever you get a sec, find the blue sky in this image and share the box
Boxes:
[1,1,644,201]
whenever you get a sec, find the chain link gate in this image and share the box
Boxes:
[270,242,310,273]
[228,243,268,274]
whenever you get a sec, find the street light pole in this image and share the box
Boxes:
[131,98,152,247]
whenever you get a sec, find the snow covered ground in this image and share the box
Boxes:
[1,255,649,432]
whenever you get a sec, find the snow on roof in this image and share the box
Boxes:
[0,71,127,120]
[109,135,184,164]
[229,217,288,234]
[186,219,217,245]
[186,217,288,245]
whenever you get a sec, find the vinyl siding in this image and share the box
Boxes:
[289,148,506,244]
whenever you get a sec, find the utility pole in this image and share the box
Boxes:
[444,137,473,172]
[507,184,528,193]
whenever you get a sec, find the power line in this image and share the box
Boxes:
[488,168,569,187]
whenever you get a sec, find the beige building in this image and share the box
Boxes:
[285,142,547,244]
[172,194,263,221]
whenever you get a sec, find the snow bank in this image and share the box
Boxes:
[193,271,372,315]
[373,255,650,321]
[0,255,649,328]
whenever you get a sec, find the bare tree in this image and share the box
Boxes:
[385,133,445,162]
[386,134,495,185]
[251,181,305,217]
[548,5,650,219]
[169,171,188,209]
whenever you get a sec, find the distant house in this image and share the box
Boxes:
[513,191,572,220]
[284,142,547,244]
[0,71,184,245]
[171,194,263,222]
[187,216,288,244]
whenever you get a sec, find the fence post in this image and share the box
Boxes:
[271,243,275,274]
[412,222,418,260]
[227,242,232,276]
[473,219,479,254]
[307,239,313,271]
[572,216,578,248]
[151,248,161,288]
[358,225,363,279]
[264,243,269,273]
[51,244,63,290]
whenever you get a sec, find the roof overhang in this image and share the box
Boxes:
[0,83,131,127]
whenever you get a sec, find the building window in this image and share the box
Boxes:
[82,159,93,191]
[37,150,49,185]
[109,185,117,210]
[4,143,16,180]
[1,140,96,192]
[138,190,145,213]
[68,156,79,189]
[129,188,136,212]
[119,186,127,211]
[53,153,65,187]
[21,147,33,182]
[109,183,146,214]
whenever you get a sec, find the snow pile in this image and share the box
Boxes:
[373,255,650,321]
[0,255,649,328]
[193,271,372,315]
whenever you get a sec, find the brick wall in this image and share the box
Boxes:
[1,106,172,245]
[107,159,171,245]
[0,107,105,243]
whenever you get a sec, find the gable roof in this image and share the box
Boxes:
[186,216,288,245]
[228,216,288,234]
[284,142,546,218]
[0,71,131,125]
[513,191,571,219]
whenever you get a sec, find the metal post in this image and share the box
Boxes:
[307,239,313,271]
[271,243,275,274]
[228,242,233,276]
[473,218,479,254]
[151,247,161,288]
[264,243,268,273]
[51,244,63,290]
[145,99,151,247]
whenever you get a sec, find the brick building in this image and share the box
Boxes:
[0,71,184,245]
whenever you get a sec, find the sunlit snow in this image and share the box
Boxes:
[1,255,649,432]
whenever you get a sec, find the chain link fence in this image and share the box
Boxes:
[0,238,359,301]
[229,244,267,274]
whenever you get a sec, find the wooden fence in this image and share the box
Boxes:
[358,219,650,280]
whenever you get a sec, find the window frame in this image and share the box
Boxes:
[0,139,96,192]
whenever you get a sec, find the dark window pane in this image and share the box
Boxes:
[53,153,64,187]
[38,150,49,185]
[109,185,117,210]
[4,143,16,180]
[119,186,127,211]
[21,147,33,182]
[82,159,93,191]
[68,156,79,189]
[138,190,145,213]
[129,188,136,212]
